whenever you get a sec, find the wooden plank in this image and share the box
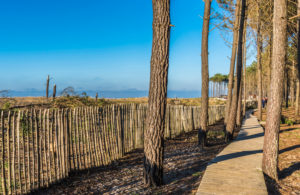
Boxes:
[67,109,71,174]
[45,110,50,186]
[64,109,69,176]
[33,110,38,190]
[1,111,7,195]
[22,111,28,193]
[88,107,95,167]
[75,108,81,170]
[12,112,16,193]
[37,110,42,188]
[72,109,78,170]
[7,111,11,194]
[49,110,54,184]
[42,109,48,187]
[96,107,105,166]
[58,110,64,179]
[54,110,59,181]
[28,110,32,191]
[84,108,91,168]
[17,110,22,193]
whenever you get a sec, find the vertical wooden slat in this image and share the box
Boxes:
[67,109,72,174]
[7,111,11,194]
[96,107,106,166]
[90,107,96,167]
[37,110,42,188]
[49,110,54,183]
[61,109,65,177]
[17,110,22,194]
[22,111,28,193]
[1,111,7,195]
[47,110,52,184]
[79,108,86,169]
[41,110,47,187]
[34,110,38,190]
[88,108,95,167]
[75,108,81,170]
[64,109,68,177]
[58,110,64,179]
[84,108,91,168]
[45,110,50,187]
[28,110,32,191]
[72,109,78,170]
[12,112,16,193]
[54,110,58,181]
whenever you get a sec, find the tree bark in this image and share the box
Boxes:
[262,0,287,180]
[296,80,300,115]
[256,2,263,120]
[236,76,243,127]
[225,0,241,124]
[226,0,246,139]
[284,70,289,108]
[200,0,212,147]
[296,0,300,115]
[143,0,170,187]
[243,22,247,116]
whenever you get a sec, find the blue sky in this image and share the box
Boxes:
[0,0,245,92]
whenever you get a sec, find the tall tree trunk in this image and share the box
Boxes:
[296,80,300,115]
[243,22,247,116]
[46,75,50,99]
[143,0,170,187]
[267,33,273,99]
[296,0,300,115]
[226,0,246,139]
[285,70,289,108]
[262,0,287,180]
[200,0,212,147]
[256,2,263,121]
[236,76,243,127]
[290,61,295,107]
[225,0,241,124]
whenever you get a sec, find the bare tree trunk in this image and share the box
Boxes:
[143,0,170,187]
[296,0,300,115]
[46,75,50,99]
[267,33,273,98]
[296,80,300,115]
[256,2,263,121]
[199,0,212,147]
[226,0,246,139]
[236,77,243,127]
[53,84,57,99]
[243,23,247,116]
[262,0,287,180]
[285,70,289,108]
[225,0,241,124]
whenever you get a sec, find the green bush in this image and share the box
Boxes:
[2,102,11,110]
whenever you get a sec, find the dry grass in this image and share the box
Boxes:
[0,97,226,110]
[254,107,300,195]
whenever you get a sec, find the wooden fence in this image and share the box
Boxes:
[0,104,225,194]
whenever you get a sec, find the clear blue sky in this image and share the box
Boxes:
[0,0,242,92]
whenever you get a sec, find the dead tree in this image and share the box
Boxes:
[46,75,50,99]
[53,84,56,99]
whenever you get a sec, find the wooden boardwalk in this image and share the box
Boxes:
[196,111,268,195]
